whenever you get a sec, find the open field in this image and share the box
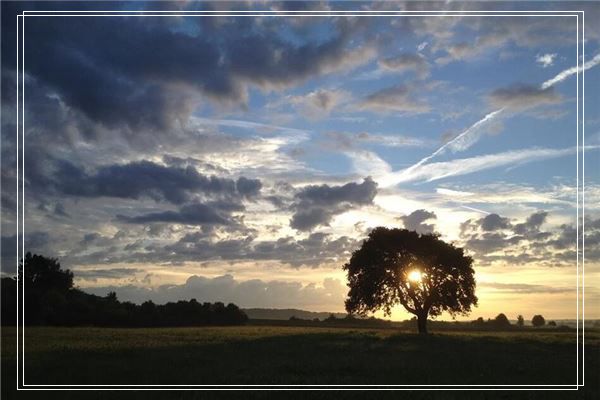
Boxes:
[1,325,598,399]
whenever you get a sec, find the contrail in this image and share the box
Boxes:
[391,53,600,185]
[541,53,600,90]
[397,108,505,179]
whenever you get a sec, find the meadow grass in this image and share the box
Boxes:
[1,326,597,399]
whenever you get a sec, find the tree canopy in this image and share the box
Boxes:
[343,228,477,334]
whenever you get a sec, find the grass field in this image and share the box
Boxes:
[1,325,598,399]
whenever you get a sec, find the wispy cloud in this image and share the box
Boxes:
[379,146,582,187]
[541,53,600,89]
[191,117,311,139]
[388,53,600,186]
[392,109,505,181]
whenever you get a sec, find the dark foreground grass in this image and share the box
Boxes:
[1,326,598,399]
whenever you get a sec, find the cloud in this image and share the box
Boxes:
[278,89,350,119]
[513,211,548,235]
[117,202,235,226]
[479,214,512,232]
[436,184,576,207]
[51,160,261,205]
[85,274,347,310]
[541,53,600,89]
[1,232,51,274]
[379,53,429,78]
[389,109,505,185]
[397,209,437,234]
[536,53,557,68]
[479,282,572,294]
[488,84,561,110]
[9,11,375,133]
[75,268,145,282]
[380,146,579,187]
[290,178,378,231]
[122,231,358,268]
[459,211,600,267]
[359,85,430,115]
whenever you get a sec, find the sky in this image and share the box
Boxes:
[1,1,600,321]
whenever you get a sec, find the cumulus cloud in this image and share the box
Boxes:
[479,214,512,232]
[1,7,375,134]
[397,209,437,234]
[290,178,378,231]
[85,274,347,310]
[459,211,600,267]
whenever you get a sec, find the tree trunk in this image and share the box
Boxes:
[417,312,428,335]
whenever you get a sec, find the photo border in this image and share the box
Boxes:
[12,7,587,391]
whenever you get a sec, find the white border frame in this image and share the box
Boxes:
[12,7,587,391]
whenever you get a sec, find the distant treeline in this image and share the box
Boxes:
[1,253,248,327]
[247,312,575,332]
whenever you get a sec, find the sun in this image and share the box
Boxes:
[407,269,423,283]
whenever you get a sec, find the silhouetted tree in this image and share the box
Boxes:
[1,277,17,325]
[517,315,524,327]
[532,315,546,327]
[493,313,511,328]
[344,228,477,334]
[19,253,73,324]
[2,253,248,327]
[548,320,557,327]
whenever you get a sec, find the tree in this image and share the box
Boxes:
[493,313,511,328]
[548,320,557,327]
[517,315,525,327]
[532,315,546,327]
[344,228,477,334]
[19,253,74,324]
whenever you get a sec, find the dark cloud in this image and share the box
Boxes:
[459,211,600,267]
[488,84,561,110]
[75,268,145,282]
[359,84,430,114]
[480,213,512,231]
[6,9,373,134]
[513,211,548,235]
[117,203,232,226]
[49,160,261,205]
[66,229,357,269]
[397,209,437,234]
[290,178,377,231]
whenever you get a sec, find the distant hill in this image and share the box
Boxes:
[243,308,347,321]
